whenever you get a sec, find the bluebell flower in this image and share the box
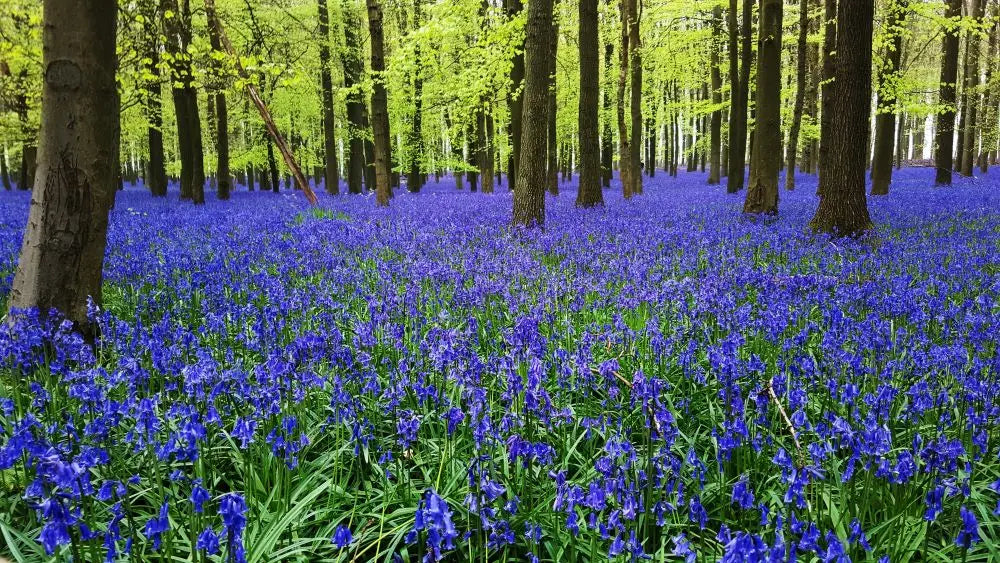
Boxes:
[332,524,353,548]
[956,506,980,548]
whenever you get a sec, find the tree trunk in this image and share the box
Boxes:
[344,1,368,195]
[207,0,231,200]
[709,5,723,185]
[407,0,426,192]
[961,0,984,176]
[628,2,643,195]
[934,0,962,185]
[318,0,339,194]
[784,0,809,190]
[506,0,525,191]
[9,0,118,336]
[1,145,11,191]
[981,6,999,171]
[513,0,553,226]
[482,111,495,192]
[729,0,753,192]
[141,0,167,197]
[870,0,907,195]
[617,0,632,197]
[601,42,614,187]
[367,0,393,206]
[744,0,782,215]
[577,0,603,206]
[163,0,205,204]
[811,0,873,236]
[546,23,559,196]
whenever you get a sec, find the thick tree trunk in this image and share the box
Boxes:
[577,0,603,206]
[344,2,368,195]
[784,0,809,190]
[811,0,873,236]
[628,1,643,195]
[367,0,393,206]
[506,0,525,191]
[870,0,907,195]
[513,0,553,226]
[744,0,782,215]
[318,0,339,194]
[934,0,962,185]
[164,0,205,204]
[9,0,118,336]
[961,0,984,176]
[709,5,723,185]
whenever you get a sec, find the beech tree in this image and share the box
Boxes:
[811,0,874,236]
[576,0,602,207]
[8,0,118,335]
[743,0,782,214]
[368,0,393,206]
[934,0,962,186]
[513,0,552,226]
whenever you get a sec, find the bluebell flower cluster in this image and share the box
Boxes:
[2,169,1000,560]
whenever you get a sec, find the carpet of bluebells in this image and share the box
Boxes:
[2,167,1000,562]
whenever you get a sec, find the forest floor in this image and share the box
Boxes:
[1,167,1000,562]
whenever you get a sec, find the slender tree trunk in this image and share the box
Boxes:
[547,23,560,195]
[408,0,426,192]
[317,0,339,194]
[709,5,723,185]
[1,145,11,191]
[9,0,118,336]
[577,0,603,206]
[141,0,167,197]
[955,23,969,171]
[912,114,924,159]
[506,0,525,191]
[961,0,984,176]
[482,111,495,192]
[784,0,809,190]
[344,1,368,194]
[870,0,907,195]
[601,42,614,187]
[617,0,632,197]
[628,1,643,195]
[207,0,231,200]
[513,0,553,226]
[811,0,873,235]
[367,0,393,206]
[934,0,962,185]
[744,0,782,214]
[981,6,999,171]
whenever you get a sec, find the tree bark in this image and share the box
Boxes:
[601,42,614,187]
[513,0,553,226]
[744,0,782,214]
[628,0,643,195]
[1,145,11,191]
[577,0,603,206]
[726,0,752,192]
[709,5,723,185]
[343,1,368,195]
[961,0,984,176]
[408,0,426,192]
[318,0,340,194]
[207,0,231,200]
[141,0,167,197]
[784,0,808,190]
[546,23,560,195]
[9,0,118,336]
[367,0,393,206]
[617,0,632,197]
[981,5,999,171]
[506,0,525,191]
[811,0,873,236]
[870,0,907,195]
[163,0,205,204]
[934,0,962,185]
